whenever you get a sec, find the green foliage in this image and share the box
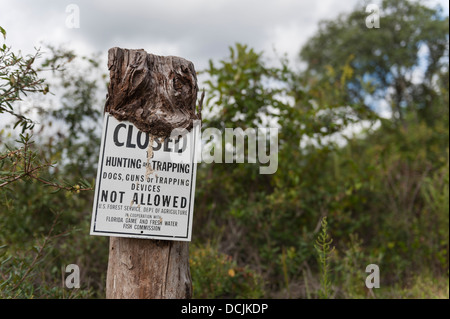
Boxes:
[190,243,264,299]
[300,0,449,126]
[0,28,48,132]
[1,0,449,299]
[197,0,448,297]
[42,45,104,178]
[378,273,449,299]
[203,43,289,130]
[0,30,106,298]
[420,152,449,271]
[0,215,96,299]
[333,234,373,299]
[314,217,335,299]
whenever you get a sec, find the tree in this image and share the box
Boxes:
[199,42,380,295]
[0,29,101,298]
[0,28,47,132]
[300,0,449,126]
[203,43,288,130]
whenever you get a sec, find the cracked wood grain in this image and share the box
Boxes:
[104,47,199,138]
[106,238,192,299]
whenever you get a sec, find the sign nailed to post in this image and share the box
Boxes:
[90,113,199,241]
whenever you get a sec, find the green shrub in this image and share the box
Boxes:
[190,243,265,298]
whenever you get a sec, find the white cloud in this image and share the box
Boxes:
[1,0,447,124]
[0,0,361,70]
[2,0,448,72]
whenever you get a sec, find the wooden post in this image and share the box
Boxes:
[104,48,199,299]
[106,238,192,298]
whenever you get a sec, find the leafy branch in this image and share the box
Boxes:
[0,134,93,192]
[1,29,49,132]
[314,217,335,299]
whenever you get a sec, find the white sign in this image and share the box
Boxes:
[90,113,198,241]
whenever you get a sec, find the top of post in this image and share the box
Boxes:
[104,47,199,138]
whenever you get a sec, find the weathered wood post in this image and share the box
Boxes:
[106,238,192,298]
[103,47,199,299]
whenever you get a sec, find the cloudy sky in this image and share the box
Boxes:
[2,0,448,71]
[1,0,448,144]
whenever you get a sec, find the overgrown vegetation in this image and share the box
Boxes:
[1,0,448,299]
[315,217,335,299]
